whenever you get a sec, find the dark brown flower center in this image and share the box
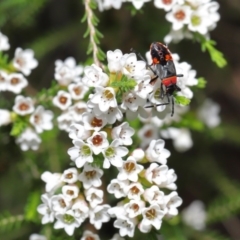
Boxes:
[146,208,156,220]
[174,10,186,20]
[10,77,20,85]
[19,103,29,111]
[92,135,103,146]
[85,170,96,178]
[59,96,67,104]
[124,162,135,172]
[91,117,103,128]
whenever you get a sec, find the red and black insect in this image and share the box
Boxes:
[134,42,183,116]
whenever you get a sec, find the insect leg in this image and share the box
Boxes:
[171,95,174,117]
[145,93,170,108]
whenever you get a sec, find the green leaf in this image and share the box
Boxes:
[95,29,104,38]
[197,34,227,68]
[81,12,87,23]
[97,49,106,61]
[175,96,191,106]
[24,191,41,222]
[197,77,207,88]
[10,116,29,137]
[83,27,90,38]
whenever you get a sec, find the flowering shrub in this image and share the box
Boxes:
[0,0,225,239]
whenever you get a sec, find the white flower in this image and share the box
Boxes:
[13,48,38,76]
[188,8,212,35]
[117,156,144,182]
[124,199,145,218]
[87,131,109,155]
[30,106,53,133]
[175,61,198,99]
[154,0,177,11]
[89,204,111,229]
[89,86,117,112]
[68,82,88,100]
[197,98,221,128]
[85,187,103,208]
[137,123,159,148]
[62,184,79,201]
[121,91,146,112]
[120,52,146,80]
[69,102,88,123]
[78,164,103,189]
[134,76,154,99]
[127,0,151,10]
[82,64,109,87]
[0,70,8,91]
[67,139,93,168]
[103,139,128,168]
[54,57,83,85]
[166,5,192,31]
[16,128,41,151]
[146,139,171,164]
[139,204,165,233]
[82,112,107,132]
[107,179,129,198]
[6,73,28,94]
[51,194,72,214]
[61,168,79,184]
[71,199,89,224]
[0,32,10,51]
[13,95,34,116]
[68,123,90,141]
[0,109,12,126]
[145,163,177,190]
[114,215,136,237]
[29,233,47,240]
[161,127,193,152]
[204,1,220,27]
[108,203,126,218]
[182,200,206,231]
[53,90,72,111]
[95,106,123,124]
[80,230,100,240]
[41,171,62,193]
[111,122,135,146]
[131,148,145,162]
[164,191,182,217]
[57,111,73,132]
[107,49,123,72]
[126,182,144,200]
[143,185,166,207]
[37,194,55,224]
[54,210,81,236]
[175,61,197,85]
[96,0,123,11]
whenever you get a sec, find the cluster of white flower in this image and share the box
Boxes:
[37,119,182,237]
[163,0,220,43]
[52,57,89,132]
[0,31,55,151]
[51,47,198,131]
[95,0,220,43]
[0,32,38,94]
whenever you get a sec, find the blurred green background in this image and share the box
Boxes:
[0,0,240,239]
